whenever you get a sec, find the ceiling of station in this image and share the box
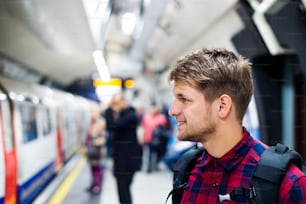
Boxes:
[0,0,240,87]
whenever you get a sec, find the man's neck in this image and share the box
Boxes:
[202,124,243,158]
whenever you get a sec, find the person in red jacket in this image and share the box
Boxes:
[141,102,167,172]
[167,48,306,203]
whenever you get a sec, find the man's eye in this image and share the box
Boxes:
[180,97,188,103]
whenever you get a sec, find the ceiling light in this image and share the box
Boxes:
[93,50,111,81]
[121,12,137,35]
[82,0,112,48]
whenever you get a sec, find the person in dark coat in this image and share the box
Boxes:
[104,93,142,204]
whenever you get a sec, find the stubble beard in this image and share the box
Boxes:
[177,123,216,143]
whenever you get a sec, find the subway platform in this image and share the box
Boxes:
[33,153,173,204]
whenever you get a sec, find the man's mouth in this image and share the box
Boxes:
[177,121,186,127]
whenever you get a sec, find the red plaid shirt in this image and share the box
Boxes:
[180,128,306,204]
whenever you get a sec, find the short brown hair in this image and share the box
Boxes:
[169,48,253,122]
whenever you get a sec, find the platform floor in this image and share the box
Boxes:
[34,153,173,204]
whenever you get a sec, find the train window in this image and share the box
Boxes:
[41,107,52,136]
[19,104,38,143]
[0,101,14,151]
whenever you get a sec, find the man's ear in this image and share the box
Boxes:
[217,94,232,118]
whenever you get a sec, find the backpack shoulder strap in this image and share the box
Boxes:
[165,145,204,204]
[251,143,303,203]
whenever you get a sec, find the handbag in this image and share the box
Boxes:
[86,143,101,160]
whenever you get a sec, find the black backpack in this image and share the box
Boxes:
[166,143,306,204]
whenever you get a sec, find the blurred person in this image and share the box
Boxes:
[160,103,175,150]
[104,93,142,204]
[141,102,167,172]
[150,123,171,170]
[81,110,106,194]
[167,48,306,203]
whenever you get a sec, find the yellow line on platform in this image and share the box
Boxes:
[48,157,86,204]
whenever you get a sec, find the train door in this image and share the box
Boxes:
[0,94,17,204]
[0,94,5,204]
[55,109,63,171]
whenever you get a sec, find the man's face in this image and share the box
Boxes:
[111,95,126,112]
[168,82,217,142]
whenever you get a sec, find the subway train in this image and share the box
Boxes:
[0,75,98,204]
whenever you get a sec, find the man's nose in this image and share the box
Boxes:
[168,102,179,116]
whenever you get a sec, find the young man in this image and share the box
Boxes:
[168,48,306,203]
